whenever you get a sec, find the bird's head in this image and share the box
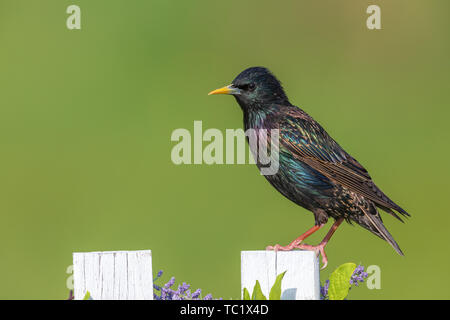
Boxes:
[208,67,290,109]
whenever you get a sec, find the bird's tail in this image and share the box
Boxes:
[360,209,404,256]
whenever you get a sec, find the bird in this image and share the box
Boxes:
[208,67,409,269]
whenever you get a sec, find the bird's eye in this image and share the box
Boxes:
[248,83,256,91]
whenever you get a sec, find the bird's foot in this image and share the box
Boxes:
[265,239,302,251]
[266,219,342,269]
[265,225,325,251]
[296,242,328,270]
[266,241,328,269]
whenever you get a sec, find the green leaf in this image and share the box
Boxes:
[269,270,287,300]
[83,291,91,300]
[243,287,251,300]
[328,263,357,300]
[251,280,267,300]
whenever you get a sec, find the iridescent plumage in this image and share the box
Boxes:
[209,67,409,266]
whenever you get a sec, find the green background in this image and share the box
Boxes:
[1,0,449,299]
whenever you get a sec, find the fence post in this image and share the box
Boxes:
[241,250,320,300]
[73,250,153,300]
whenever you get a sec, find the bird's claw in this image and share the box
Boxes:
[266,241,329,269]
[297,243,328,270]
[265,244,279,251]
[318,247,328,270]
[266,240,303,252]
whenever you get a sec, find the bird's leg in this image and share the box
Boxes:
[266,224,325,251]
[297,218,344,269]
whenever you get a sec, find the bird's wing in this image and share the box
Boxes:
[274,110,409,219]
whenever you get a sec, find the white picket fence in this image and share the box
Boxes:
[72,250,320,300]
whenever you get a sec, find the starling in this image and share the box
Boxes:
[209,67,409,268]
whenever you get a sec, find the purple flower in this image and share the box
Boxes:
[320,280,330,300]
[171,291,183,300]
[164,277,175,289]
[160,287,169,300]
[203,293,213,300]
[153,271,219,300]
[178,282,190,295]
[191,289,202,299]
[153,270,164,292]
[350,265,369,287]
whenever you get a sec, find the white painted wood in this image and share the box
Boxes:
[241,250,320,300]
[73,250,153,300]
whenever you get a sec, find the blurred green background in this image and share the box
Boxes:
[0,0,449,299]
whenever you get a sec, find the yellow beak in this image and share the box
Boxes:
[208,84,236,95]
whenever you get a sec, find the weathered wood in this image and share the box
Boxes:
[241,250,320,300]
[73,250,153,300]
